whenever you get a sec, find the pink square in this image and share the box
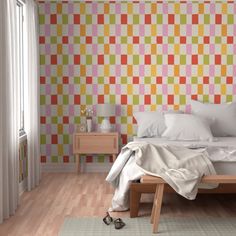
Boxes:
[162,104,168,111]
[115,3,121,14]
[187,3,192,14]
[186,84,192,95]
[92,65,98,76]
[210,25,215,36]
[139,44,145,55]
[92,3,98,14]
[209,84,215,94]
[92,45,98,54]
[210,3,215,14]
[115,65,121,76]
[162,65,168,76]
[115,25,121,36]
[186,25,192,36]
[115,84,121,95]
[209,65,215,77]
[139,84,145,94]
[139,65,145,77]
[186,65,191,77]
[162,84,168,94]
[139,105,145,112]
[93,84,98,94]
[162,44,168,54]
[139,25,145,36]
[162,3,168,14]
[186,44,192,54]
[115,44,121,54]
[139,3,145,14]
[92,25,98,36]
[209,44,215,54]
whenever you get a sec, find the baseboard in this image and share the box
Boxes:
[41,162,112,173]
[19,179,27,195]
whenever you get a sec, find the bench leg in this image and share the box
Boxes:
[130,188,142,218]
[151,183,164,233]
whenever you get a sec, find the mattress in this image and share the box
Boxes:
[133,136,236,175]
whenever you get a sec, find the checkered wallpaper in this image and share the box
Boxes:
[39,1,236,165]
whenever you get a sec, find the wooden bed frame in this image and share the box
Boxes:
[130,179,236,218]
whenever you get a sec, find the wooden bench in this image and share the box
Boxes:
[141,175,236,234]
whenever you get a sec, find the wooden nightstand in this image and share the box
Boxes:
[73,132,119,172]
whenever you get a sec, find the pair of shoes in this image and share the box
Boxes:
[103,212,125,230]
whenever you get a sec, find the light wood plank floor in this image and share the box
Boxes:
[0,173,236,236]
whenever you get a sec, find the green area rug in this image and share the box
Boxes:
[59,216,236,236]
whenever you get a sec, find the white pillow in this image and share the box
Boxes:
[133,111,166,138]
[191,100,236,137]
[162,114,214,141]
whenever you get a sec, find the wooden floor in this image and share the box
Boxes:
[0,173,236,236]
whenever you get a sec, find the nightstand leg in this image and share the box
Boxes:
[112,154,116,162]
[76,154,80,173]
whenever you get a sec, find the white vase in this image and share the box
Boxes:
[86,118,92,132]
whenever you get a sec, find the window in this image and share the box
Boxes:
[16,0,25,135]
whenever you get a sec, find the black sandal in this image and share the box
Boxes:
[114,218,126,230]
[103,212,113,225]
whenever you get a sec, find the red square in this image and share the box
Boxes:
[63,156,69,163]
[121,95,127,104]
[203,77,209,84]
[86,37,92,44]
[98,95,104,103]
[168,14,174,24]
[97,15,104,24]
[227,36,233,44]
[156,77,162,84]
[50,14,57,24]
[168,55,174,64]
[145,95,151,104]
[214,95,221,104]
[74,95,80,104]
[226,77,233,84]
[215,14,222,24]
[40,116,46,124]
[74,55,80,64]
[51,135,58,144]
[121,134,127,145]
[168,95,174,105]
[74,15,80,24]
[192,14,198,24]
[133,77,139,84]
[121,55,127,64]
[40,76,46,84]
[204,36,210,44]
[121,14,127,24]
[145,14,151,24]
[41,156,46,163]
[145,55,151,64]
[63,116,69,124]
[51,55,57,64]
[63,76,69,84]
[192,55,198,64]
[86,77,92,84]
[51,95,57,104]
[62,36,68,44]
[156,36,163,44]
[215,55,221,64]
[110,117,115,124]
[133,37,139,44]
[39,36,45,44]
[98,55,104,64]
[86,156,93,163]
[180,36,186,44]
[109,77,116,84]
[191,95,198,101]
[109,36,116,44]
[179,77,186,84]
[133,117,137,124]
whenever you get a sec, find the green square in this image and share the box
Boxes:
[156,55,162,64]
[74,37,80,44]
[203,95,209,103]
[156,14,163,24]
[215,37,221,44]
[204,15,210,24]
[168,77,174,84]
[86,95,92,104]
[204,55,209,65]
[144,77,151,84]
[180,15,186,24]
[40,135,46,144]
[51,156,58,163]
[86,55,92,64]
[133,55,139,65]
[133,95,139,105]
[74,116,80,124]
[133,15,139,24]
[51,116,58,124]
[98,77,104,84]
[63,95,68,104]
[226,95,233,102]
[110,55,115,65]
[214,77,221,84]
[63,135,69,144]
[63,55,68,64]
[110,15,115,24]
[179,95,186,105]
[192,37,198,44]
[98,37,104,44]
[227,55,233,64]
[168,37,174,44]
[40,55,45,65]
[156,95,162,104]
[121,116,127,124]
[109,95,116,103]
[121,37,127,44]
[39,15,45,24]
[50,36,57,44]
[180,55,186,64]
[62,15,68,24]
[51,77,57,84]
[145,37,151,44]
[227,14,234,24]
[98,155,105,163]
[40,95,45,105]
[121,77,127,84]
[86,15,92,24]
[74,77,80,84]
[191,77,198,84]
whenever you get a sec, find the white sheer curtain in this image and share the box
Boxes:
[25,0,41,191]
[0,0,19,223]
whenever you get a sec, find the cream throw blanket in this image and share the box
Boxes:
[106,141,216,211]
